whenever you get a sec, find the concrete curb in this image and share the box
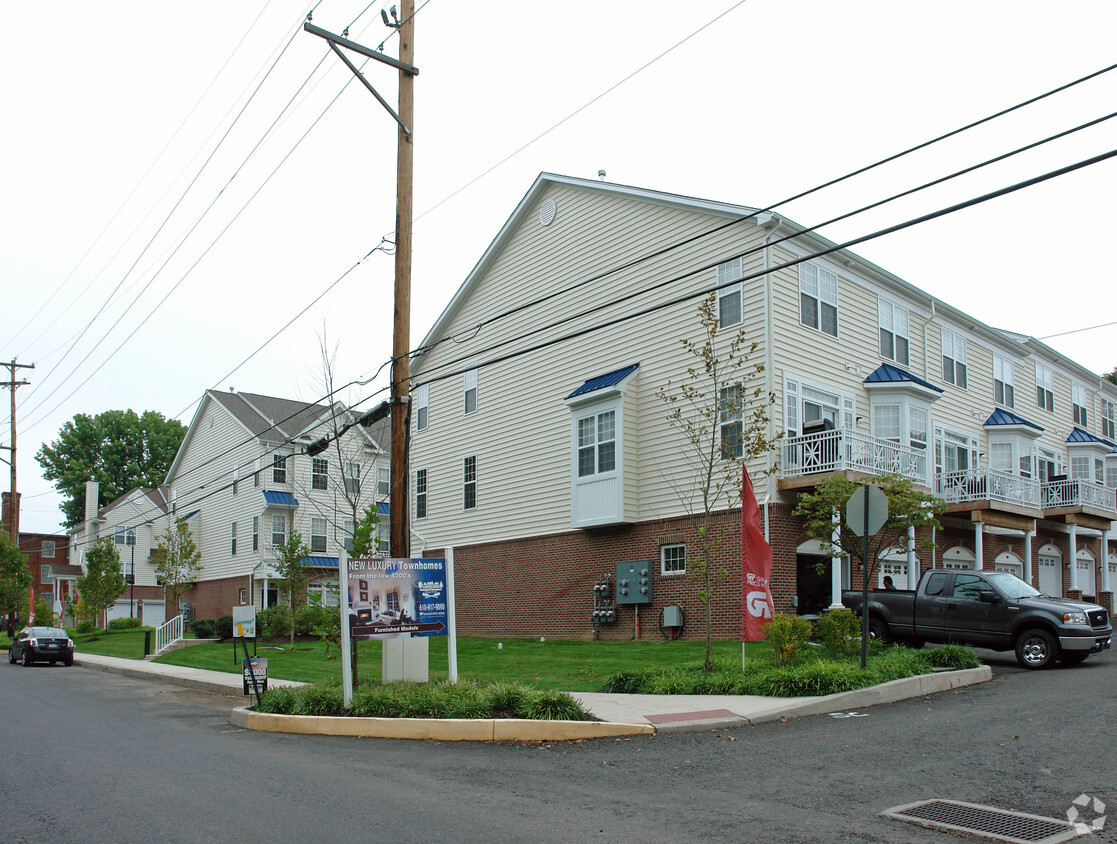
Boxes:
[230,706,656,741]
[74,655,302,697]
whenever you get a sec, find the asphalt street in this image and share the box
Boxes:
[1,647,1114,843]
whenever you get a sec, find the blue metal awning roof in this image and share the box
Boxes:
[376,501,389,515]
[985,408,1043,431]
[300,556,339,568]
[1067,426,1115,448]
[863,363,943,393]
[263,490,299,507]
[566,363,639,400]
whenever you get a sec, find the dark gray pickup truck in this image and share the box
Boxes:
[843,569,1112,669]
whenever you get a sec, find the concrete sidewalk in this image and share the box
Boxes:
[74,652,991,738]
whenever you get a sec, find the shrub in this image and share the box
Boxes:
[190,618,216,639]
[601,668,650,694]
[292,683,345,716]
[213,615,234,640]
[515,690,592,721]
[755,662,871,697]
[923,644,980,670]
[257,606,290,640]
[257,686,299,714]
[108,616,142,630]
[814,608,862,660]
[294,604,334,637]
[483,681,530,714]
[75,619,96,635]
[763,614,814,665]
[33,597,56,627]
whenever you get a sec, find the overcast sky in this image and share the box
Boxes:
[3,0,1116,534]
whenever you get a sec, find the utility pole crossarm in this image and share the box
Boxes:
[327,41,411,135]
[303,22,419,76]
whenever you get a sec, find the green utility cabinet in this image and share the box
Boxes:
[616,560,653,605]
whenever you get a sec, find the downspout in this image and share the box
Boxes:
[923,300,938,382]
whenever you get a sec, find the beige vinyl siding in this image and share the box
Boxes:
[410,186,776,550]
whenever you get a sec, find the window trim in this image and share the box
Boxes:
[271,514,287,549]
[1072,382,1089,427]
[1101,397,1116,440]
[717,258,742,329]
[415,468,428,520]
[272,453,288,485]
[252,516,259,552]
[463,455,477,510]
[1035,363,1054,413]
[798,262,838,337]
[719,383,743,461]
[415,384,429,431]
[311,457,329,491]
[310,517,328,554]
[993,356,1015,409]
[41,540,55,559]
[940,328,967,389]
[878,298,910,366]
[231,522,237,556]
[464,369,478,415]
[660,543,686,576]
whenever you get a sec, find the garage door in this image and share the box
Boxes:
[1076,560,1095,599]
[141,601,165,628]
[104,600,135,624]
[1038,557,1061,597]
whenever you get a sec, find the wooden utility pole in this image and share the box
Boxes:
[304,5,418,560]
[1,359,33,543]
[390,0,416,560]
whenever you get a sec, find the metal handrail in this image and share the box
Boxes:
[155,614,184,654]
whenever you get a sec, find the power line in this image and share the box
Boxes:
[1038,320,1117,341]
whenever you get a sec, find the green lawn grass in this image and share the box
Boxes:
[70,627,155,659]
[148,636,771,691]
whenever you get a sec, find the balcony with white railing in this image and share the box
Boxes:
[935,468,1042,516]
[1042,477,1117,517]
[779,429,928,489]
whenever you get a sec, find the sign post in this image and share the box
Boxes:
[846,484,888,668]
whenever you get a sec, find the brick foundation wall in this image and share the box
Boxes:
[184,575,253,621]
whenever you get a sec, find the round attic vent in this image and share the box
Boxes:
[538,198,557,227]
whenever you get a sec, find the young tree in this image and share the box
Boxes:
[272,525,312,647]
[0,532,32,634]
[152,517,203,618]
[350,504,381,557]
[656,293,779,671]
[76,538,126,628]
[792,473,944,588]
[36,409,186,526]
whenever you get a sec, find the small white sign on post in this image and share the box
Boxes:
[233,605,257,639]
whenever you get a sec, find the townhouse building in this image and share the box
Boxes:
[405,173,1117,640]
[69,390,392,623]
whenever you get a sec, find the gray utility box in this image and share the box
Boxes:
[616,560,653,605]
[662,604,683,627]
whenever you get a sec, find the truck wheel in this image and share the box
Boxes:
[1015,629,1058,669]
[867,618,890,643]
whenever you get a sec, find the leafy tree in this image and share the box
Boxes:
[656,293,779,671]
[1104,367,1116,387]
[792,473,944,587]
[152,517,203,617]
[76,538,126,628]
[0,532,32,634]
[36,409,186,526]
[272,524,312,647]
[350,504,381,557]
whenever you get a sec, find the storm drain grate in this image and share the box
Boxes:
[881,800,1079,844]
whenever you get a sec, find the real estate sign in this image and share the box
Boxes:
[233,605,256,638]
[242,657,267,695]
[347,557,448,640]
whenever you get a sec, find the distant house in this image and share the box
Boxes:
[405,173,1117,639]
[3,492,72,625]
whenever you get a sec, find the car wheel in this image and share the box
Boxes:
[867,617,890,643]
[63,654,74,667]
[1059,652,1089,665]
[1015,629,1058,669]
[22,649,32,667]
[7,649,15,664]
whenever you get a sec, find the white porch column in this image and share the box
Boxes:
[1100,528,1110,593]
[1024,530,1034,586]
[906,526,917,589]
[974,522,984,570]
[1068,524,1079,591]
[830,508,843,608]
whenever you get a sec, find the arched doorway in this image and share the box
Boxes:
[795,539,847,616]
[942,546,975,570]
[994,551,1024,580]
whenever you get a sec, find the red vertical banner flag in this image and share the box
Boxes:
[741,464,774,641]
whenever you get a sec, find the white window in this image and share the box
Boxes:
[799,263,838,337]
[873,403,902,443]
[463,456,477,510]
[1072,383,1089,427]
[1036,364,1054,412]
[993,356,1015,408]
[271,515,286,549]
[909,406,928,451]
[252,516,259,552]
[272,453,288,485]
[661,543,686,576]
[415,384,429,431]
[990,442,1014,473]
[717,258,742,328]
[310,517,328,553]
[720,384,743,460]
[377,467,390,499]
[254,458,261,488]
[464,369,477,415]
[343,518,355,554]
[239,588,247,605]
[1070,455,1090,481]
[941,329,967,388]
[878,299,909,366]
[577,410,616,477]
[376,527,390,556]
[114,526,135,546]
[1102,398,1116,440]
[232,468,239,496]
[41,540,55,559]
[312,458,328,490]
[415,469,428,519]
[344,461,361,495]
[231,522,237,556]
